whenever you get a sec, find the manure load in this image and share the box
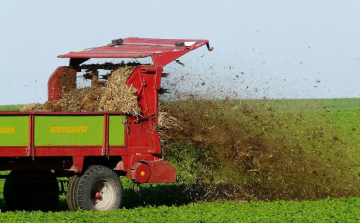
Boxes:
[22,67,140,115]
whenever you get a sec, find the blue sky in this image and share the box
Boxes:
[0,0,359,105]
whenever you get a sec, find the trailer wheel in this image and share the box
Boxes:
[67,175,80,211]
[76,165,123,211]
[3,170,59,211]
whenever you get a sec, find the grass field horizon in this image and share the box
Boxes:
[0,104,23,111]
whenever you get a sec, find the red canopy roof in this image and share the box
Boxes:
[58,38,212,66]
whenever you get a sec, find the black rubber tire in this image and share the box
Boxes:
[76,165,123,211]
[4,170,59,211]
[67,175,80,211]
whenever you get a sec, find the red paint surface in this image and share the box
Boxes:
[48,67,77,102]
[58,37,209,66]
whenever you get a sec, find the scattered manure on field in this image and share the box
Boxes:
[160,98,360,202]
[21,66,140,116]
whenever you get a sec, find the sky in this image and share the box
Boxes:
[0,0,359,105]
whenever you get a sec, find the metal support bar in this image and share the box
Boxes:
[206,43,214,51]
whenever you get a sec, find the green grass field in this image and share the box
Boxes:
[0,105,23,111]
[0,178,358,222]
[0,197,358,222]
[0,98,360,222]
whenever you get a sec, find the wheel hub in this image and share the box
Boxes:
[90,179,117,211]
[91,189,102,201]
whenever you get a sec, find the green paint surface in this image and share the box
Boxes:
[109,115,126,146]
[0,116,29,146]
[34,116,104,146]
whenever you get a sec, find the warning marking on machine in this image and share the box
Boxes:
[50,126,88,133]
[0,127,15,134]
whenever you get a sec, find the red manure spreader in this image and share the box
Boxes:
[0,38,213,211]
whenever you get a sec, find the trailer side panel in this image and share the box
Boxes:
[109,115,126,146]
[34,116,104,146]
[0,116,29,146]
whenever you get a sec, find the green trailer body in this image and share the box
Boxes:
[0,115,126,147]
[0,116,29,146]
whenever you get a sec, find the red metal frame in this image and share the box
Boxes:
[48,67,77,101]
[58,37,211,67]
[0,38,212,183]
